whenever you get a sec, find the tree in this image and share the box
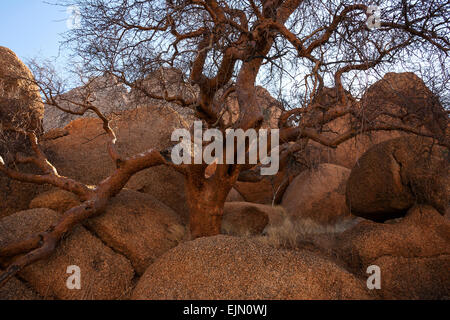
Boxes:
[0,0,449,287]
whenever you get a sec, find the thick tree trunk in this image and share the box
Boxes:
[185,167,234,239]
[187,192,225,239]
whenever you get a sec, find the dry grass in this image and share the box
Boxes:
[259,207,360,250]
[166,223,186,243]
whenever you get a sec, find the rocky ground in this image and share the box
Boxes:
[0,46,449,300]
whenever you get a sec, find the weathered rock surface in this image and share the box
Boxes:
[282,164,351,225]
[221,202,285,236]
[0,176,48,219]
[335,205,450,268]
[42,105,190,221]
[0,46,43,149]
[0,271,41,300]
[0,208,135,300]
[28,188,186,275]
[225,188,245,202]
[234,167,297,205]
[346,136,449,221]
[372,255,450,300]
[29,189,81,213]
[84,189,185,275]
[223,86,283,129]
[302,73,448,169]
[132,236,372,300]
[0,47,46,218]
[361,72,448,140]
[130,68,197,124]
[43,75,131,131]
[333,205,450,299]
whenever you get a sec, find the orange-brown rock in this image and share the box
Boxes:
[361,72,447,140]
[0,177,47,219]
[303,73,448,169]
[333,205,450,299]
[0,46,43,152]
[0,271,41,300]
[346,136,449,221]
[225,188,245,202]
[0,46,46,218]
[221,202,285,236]
[0,208,134,300]
[84,189,185,275]
[43,75,130,131]
[234,167,295,205]
[132,236,372,300]
[372,255,450,300]
[42,105,190,221]
[335,205,450,268]
[282,164,351,225]
[29,189,81,213]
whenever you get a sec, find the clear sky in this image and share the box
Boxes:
[0,0,70,69]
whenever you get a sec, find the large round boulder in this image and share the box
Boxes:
[361,72,448,140]
[0,47,46,218]
[335,205,450,270]
[0,46,43,149]
[346,136,449,221]
[132,236,372,300]
[281,163,351,225]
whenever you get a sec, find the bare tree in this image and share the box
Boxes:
[0,0,449,287]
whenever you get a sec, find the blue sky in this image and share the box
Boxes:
[0,0,70,68]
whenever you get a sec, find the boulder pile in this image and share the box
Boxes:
[1,47,448,300]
